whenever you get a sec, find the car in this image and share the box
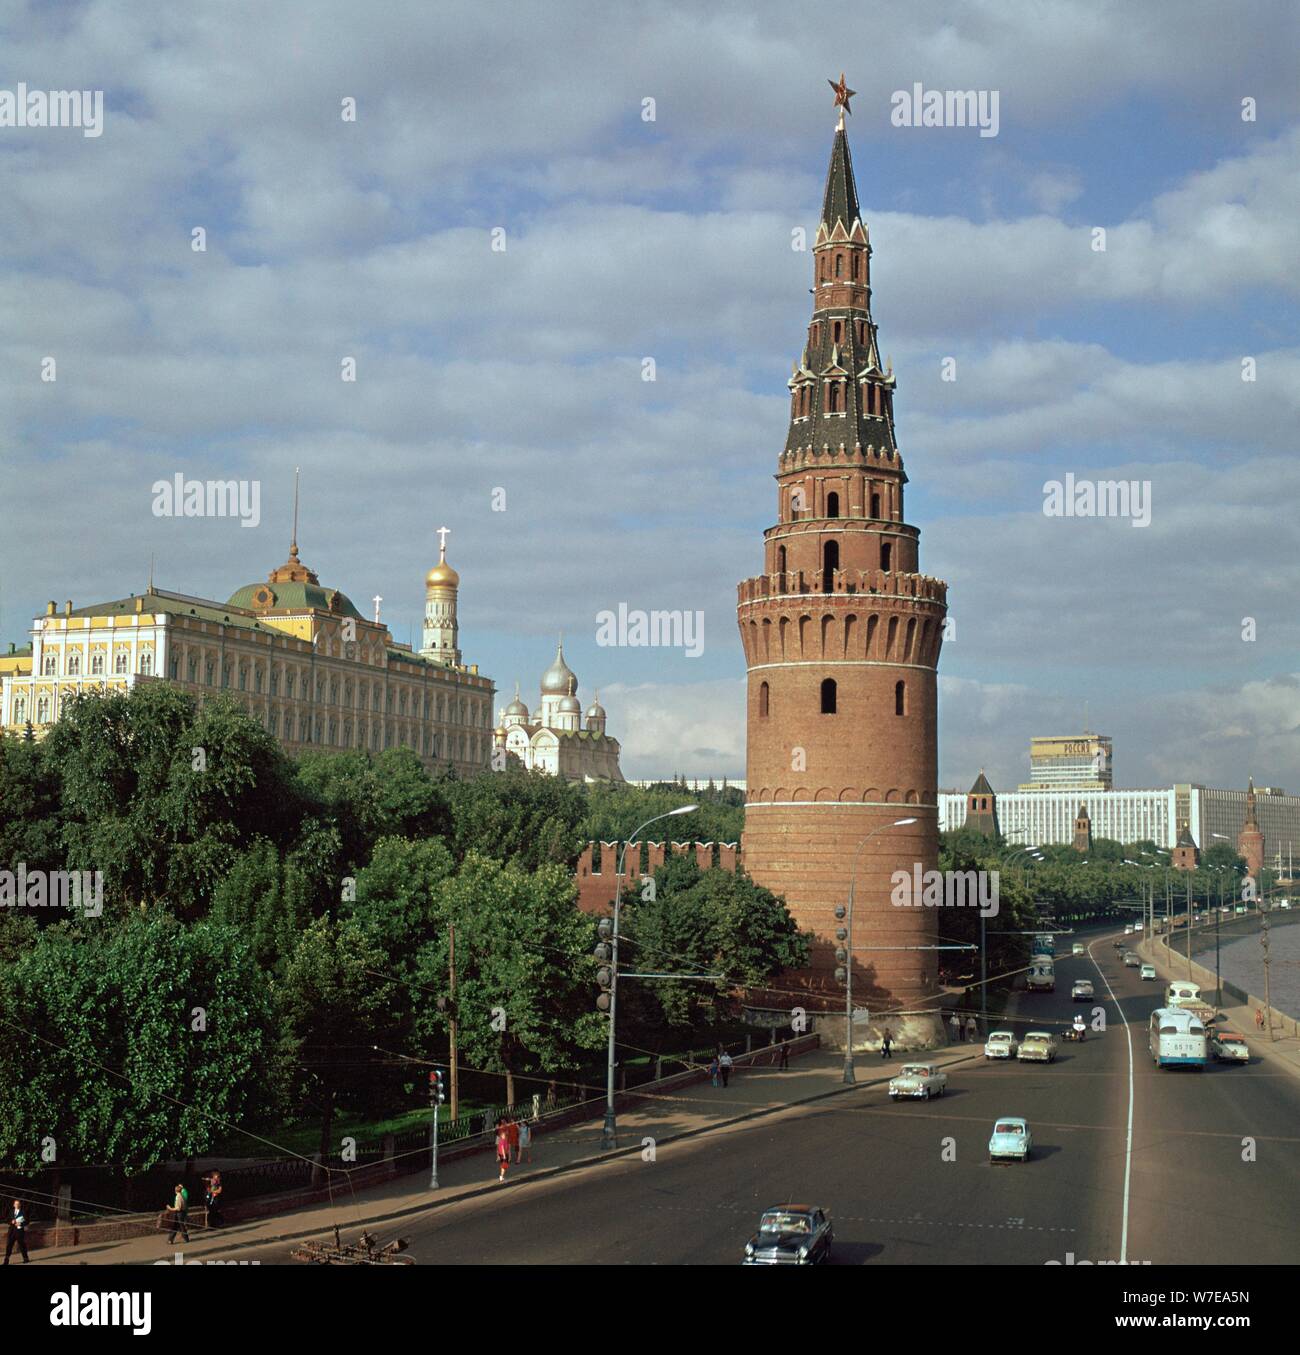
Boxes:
[1072,942,1086,956]
[742,1205,833,1265]
[984,1031,1018,1060]
[989,1117,1033,1162]
[1071,980,1094,1002]
[889,1062,948,1100]
[1124,951,1140,967]
[1017,1031,1058,1063]
[1124,924,1134,935]
[1210,1032,1250,1064]
[1140,963,1157,980]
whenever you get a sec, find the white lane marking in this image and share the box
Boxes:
[1089,932,1134,1263]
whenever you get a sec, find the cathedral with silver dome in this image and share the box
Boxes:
[492,638,624,781]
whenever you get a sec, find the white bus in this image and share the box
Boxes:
[1149,1008,1208,1070]
[1026,959,1055,992]
[1164,981,1201,1010]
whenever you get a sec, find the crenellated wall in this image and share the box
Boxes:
[575,840,741,913]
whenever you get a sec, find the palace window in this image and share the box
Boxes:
[269,711,279,735]
[222,663,231,688]
[238,663,247,691]
[115,653,128,675]
[820,678,837,714]
[205,661,214,686]
[255,666,264,693]
[37,696,50,723]
[42,654,56,675]
[170,657,179,679]
[92,653,105,675]
[140,652,152,676]
[68,653,81,675]
[270,667,279,695]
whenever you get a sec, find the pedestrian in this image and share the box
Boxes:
[1255,1007,1265,1030]
[880,1028,893,1060]
[778,1042,790,1071]
[966,1015,978,1043]
[165,1183,189,1244]
[3,1200,29,1265]
[720,1050,733,1088]
[949,1011,961,1043]
[709,1055,719,1087]
[203,1170,223,1228]
[506,1114,521,1164]
[518,1118,532,1164]
[495,1124,511,1183]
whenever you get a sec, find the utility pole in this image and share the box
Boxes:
[1261,902,1274,1041]
[448,923,459,1121]
[1185,871,1192,978]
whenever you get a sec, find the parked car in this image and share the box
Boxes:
[1210,1032,1250,1064]
[1072,942,1086,956]
[1124,951,1141,967]
[742,1206,833,1265]
[988,1117,1033,1162]
[984,1031,1018,1060]
[889,1062,949,1100]
[1140,963,1157,980]
[1071,980,1094,1002]
[1017,1031,1058,1063]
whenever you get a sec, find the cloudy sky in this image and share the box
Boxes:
[2,0,1297,787]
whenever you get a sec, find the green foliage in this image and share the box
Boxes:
[582,781,744,846]
[0,734,64,877]
[0,914,281,1172]
[438,766,588,870]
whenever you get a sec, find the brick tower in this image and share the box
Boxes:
[737,84,948,1009]
[1237,777,1264,882]
[1072,803,1092,854]
[965,771,999,837]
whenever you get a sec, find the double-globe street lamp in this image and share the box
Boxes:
[600,803,697,1149]
[839,817,917,1085]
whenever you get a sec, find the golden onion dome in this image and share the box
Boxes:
[426,543,459,589]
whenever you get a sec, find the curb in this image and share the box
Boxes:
[112,1050,983,1265]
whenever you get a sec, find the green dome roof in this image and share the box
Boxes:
[227,579,365,620]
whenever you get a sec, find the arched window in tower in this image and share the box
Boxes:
[826,492,840,518]
[895,680,907,716]
[852,253,860,280]
[820,678,837,714]
[759,681,769,718]
[835,253,843,278]
[881,541,892,572]
[871,491,881,518]
[822,539,839,592]
[833,320,841,344]
[776,544,786,575]
[827,382,840,413]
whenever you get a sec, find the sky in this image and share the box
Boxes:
[2,0,1297,789]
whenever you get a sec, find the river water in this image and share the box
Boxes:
[1191,915,1300,1019]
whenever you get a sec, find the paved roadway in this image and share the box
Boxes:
[247,925,1300,1265]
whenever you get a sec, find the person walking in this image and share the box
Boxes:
[709,1055,719,1087]
[719,1050,733,1088]
[880,1028,893,1060]
[203,1171,223,1228]
[518,1118,532,1164]
[949,1011,961,1043]
[966,1015,978,1044]
[165,1183,190,1245]
[778,1042,790,1071]
[1255,1007,1265,1030]
[506,1114,521,1165]
[495,1124,511,1183]
[3,1200,29,1264]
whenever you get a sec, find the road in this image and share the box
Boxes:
[245,927,1300,1265]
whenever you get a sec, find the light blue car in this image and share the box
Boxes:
[988,1117,1033,1162]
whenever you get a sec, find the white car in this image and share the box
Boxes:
[1072,942,1086,956]
[1124,951,1140,967]
[1017,1031,1058,1063]
[983,1031,1018,1060]
[1210,1032,1250,1064]
[1140,963,1156,980]
[1071,980,1094,1002]
[888,1062,949,1100]
[989,1117,1032,1162]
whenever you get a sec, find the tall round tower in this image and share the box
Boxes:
[737,88,948,1010]
[421,529,461,666]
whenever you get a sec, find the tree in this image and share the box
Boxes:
[438,767,587,871]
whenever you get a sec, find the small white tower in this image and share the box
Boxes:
[421,526,461,665]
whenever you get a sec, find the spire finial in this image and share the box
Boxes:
[290,466,300,559]
[828,72,856,131]
[437,525,450,562]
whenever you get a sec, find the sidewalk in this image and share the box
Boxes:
[38,1044,980,1266]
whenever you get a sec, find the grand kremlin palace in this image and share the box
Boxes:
[0,536,495,776]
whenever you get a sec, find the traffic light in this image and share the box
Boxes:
[429,1069,445,1105]
[595,917,613,1011]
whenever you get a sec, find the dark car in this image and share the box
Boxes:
[742,1205,833,1265]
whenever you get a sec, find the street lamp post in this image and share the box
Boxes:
[601,803,697,1149]
[840,817,917,1084]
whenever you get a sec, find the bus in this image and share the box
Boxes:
[1026,959,1055,992]
[1164,981,1201,1010]
[1149,1008,1208,1069]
